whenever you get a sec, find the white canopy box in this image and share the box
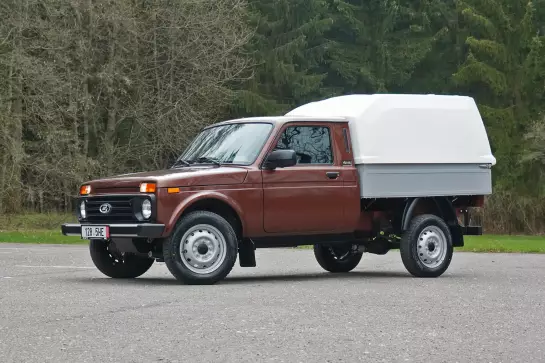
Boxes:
[286,94,496,198]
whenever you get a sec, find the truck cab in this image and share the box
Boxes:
[62,94,494,284]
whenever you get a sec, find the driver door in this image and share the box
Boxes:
[262,123,346,234]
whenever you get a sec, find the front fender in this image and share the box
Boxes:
[164,191,246,236]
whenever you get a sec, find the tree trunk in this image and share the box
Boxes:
[104,12,118,176]
[83,76,90,157]
[105,96,117,175]
[82,0,93,157]
[9,56,24,213]
[0,63,11,213]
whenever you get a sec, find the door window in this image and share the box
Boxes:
[276,126,333,164]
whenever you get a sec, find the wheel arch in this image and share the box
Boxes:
[399,197,463,247]
[167,192,245,240]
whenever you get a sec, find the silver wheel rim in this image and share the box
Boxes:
[179,224,227,274]
[417,226,447,268]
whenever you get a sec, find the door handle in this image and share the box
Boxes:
[326,171,340,179]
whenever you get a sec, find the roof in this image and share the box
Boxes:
[285,94,476,119]
[205,115,348,129]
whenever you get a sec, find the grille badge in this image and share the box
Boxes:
[99,203,112,214]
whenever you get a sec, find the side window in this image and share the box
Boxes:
[276,125,333,164]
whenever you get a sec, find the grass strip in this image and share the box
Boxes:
[0,230,84,244]
[1,231,544,253]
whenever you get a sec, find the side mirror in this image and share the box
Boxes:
[263,149,297,170]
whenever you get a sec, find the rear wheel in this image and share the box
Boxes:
[163,211,238,285]
[400,214,453,277]
[313,243,363,273]
[89,239,154,278]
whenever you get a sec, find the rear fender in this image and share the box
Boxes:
[401,197,464,247]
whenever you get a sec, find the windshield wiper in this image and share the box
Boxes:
[171,158,192,168]
[195,156,221,166]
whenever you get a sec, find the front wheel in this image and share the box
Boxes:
[89,239,154,278]
[400,214,453,277]
[163,211,238,285]
[313,243,363,273]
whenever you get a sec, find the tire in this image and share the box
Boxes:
[400,214,453,277]
[163,211,238,285]
[313,243,363,273]
[89,239,154,278]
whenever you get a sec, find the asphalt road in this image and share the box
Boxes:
[1,244,544,363]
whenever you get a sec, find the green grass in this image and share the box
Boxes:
[0,212,76,230]
[457,235,545,253]
[0,213,82,244]
[0,230,84,244]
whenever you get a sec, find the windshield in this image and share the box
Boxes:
[177,122,273,166]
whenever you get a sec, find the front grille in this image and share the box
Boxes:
[84,195,137,223]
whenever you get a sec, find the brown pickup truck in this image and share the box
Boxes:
[61,94,495,284]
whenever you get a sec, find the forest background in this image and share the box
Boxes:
[2,0,545,235]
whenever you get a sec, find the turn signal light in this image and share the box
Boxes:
[167,187,180,194]
[140,182,156,193]
[79,185,91,195]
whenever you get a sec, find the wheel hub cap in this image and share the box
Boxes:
[180,224,227,274]
[197,243,209,255]
[417,226,447,268]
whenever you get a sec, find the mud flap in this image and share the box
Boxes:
[239,238,256,267]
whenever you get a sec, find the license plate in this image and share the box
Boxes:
[81,225,110,239]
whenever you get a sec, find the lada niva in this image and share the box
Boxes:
[61,94,495,284]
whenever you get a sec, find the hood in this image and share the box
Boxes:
[86,166,249,192]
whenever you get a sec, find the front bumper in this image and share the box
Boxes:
[61,223,165,238]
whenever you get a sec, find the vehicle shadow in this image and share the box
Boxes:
[222,270,411,284]
[64,270,415,286]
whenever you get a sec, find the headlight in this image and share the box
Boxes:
[80,201,86,219]
[142,199,152,219]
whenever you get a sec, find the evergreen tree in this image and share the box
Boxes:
[404,1,463,93]
[322,0,446,94]
[230,0,333,116]
[452,0,545,193]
